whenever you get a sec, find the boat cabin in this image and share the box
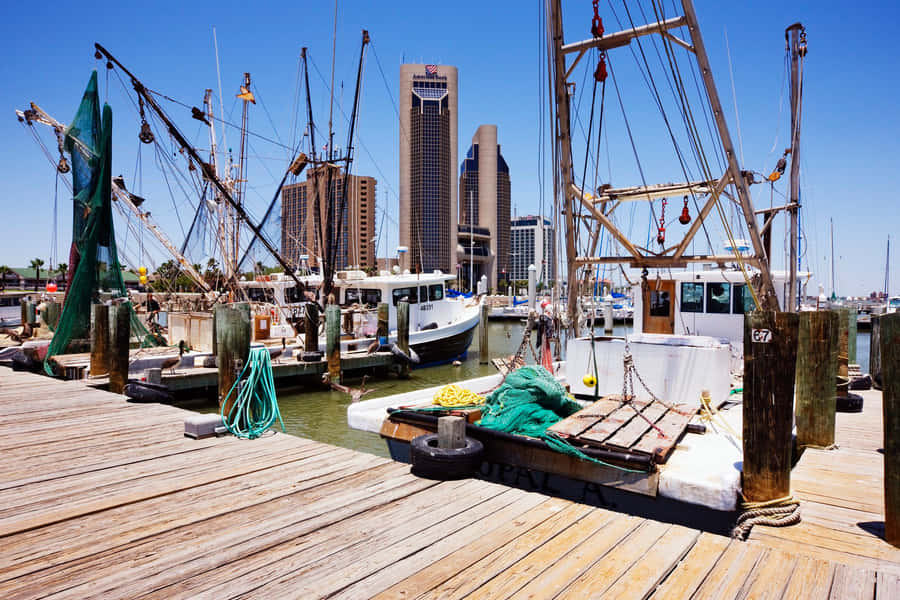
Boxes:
[632,269,801,349]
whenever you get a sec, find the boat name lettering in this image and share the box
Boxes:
[751,328,773,343]
[420,303,434,311]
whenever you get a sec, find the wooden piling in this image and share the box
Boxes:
[872,314,882,385]
[836,308,850,378]
[743,310,799,502]
[20,299,27,326]
[397,301,410,378]
[377,302,389,342]
[438,415,466,449]
[479,301,490,364]
[42,301,61,331]
[90,304,110,377]
[304,302,319,352]
[108,304,131,395]
[795,311,839,448]
[848,310,858,365]
[25,302,36,327]
[215,303,251,415]
[326,304,341,383]
[881,312,900,546]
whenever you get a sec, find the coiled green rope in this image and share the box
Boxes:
[221,347,285,439]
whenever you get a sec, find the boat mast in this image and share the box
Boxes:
[786,23,807,312]
[93,43,307,290]
[234,72,253,277]
[830,217,836,300]
[887,236,891,298]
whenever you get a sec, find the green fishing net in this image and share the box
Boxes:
[477,365,582,437]
[44,72,158,374]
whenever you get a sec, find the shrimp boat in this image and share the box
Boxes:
[349,2,813,520]
[239,269,481,366]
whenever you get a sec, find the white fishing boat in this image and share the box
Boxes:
[239,269,482,366]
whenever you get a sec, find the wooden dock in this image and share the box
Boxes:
[1,368,898,598]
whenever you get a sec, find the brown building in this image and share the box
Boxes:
[281,165,376,271]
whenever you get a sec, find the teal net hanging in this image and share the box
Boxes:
[45,71,159,374]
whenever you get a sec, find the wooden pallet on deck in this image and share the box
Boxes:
[547,394,694,463]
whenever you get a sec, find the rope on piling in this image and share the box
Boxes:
[732,494,801,540]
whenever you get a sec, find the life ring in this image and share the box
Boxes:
[410,433,484,480]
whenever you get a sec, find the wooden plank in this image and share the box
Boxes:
[829,564,876,599]
[418,502,596,600]
[555,520,672,597]
[782,556,837,600]
[648,533,731,599]
[877,572,900,600]
[546,396,623,438]
[578,402,647,446]
[604,401,669,450]
[631,405,695,461]
[369,498,574,599]
[689,540,766,599]
[738,548,798,599]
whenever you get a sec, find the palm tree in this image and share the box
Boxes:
[29,258,45,291]
[0,265,10,292]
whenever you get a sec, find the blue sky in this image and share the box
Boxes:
[2,0,898,297]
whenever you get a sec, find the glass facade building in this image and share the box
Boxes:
[510,216,556,283]
[399,65,458,275]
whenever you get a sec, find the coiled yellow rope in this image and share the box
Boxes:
[433,384,484,407]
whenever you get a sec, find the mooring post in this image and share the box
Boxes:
[90,303,110,377]
[25,301,37,327]
[881,312,900,546]
[438,415,466,450]
[872,315,882,386]
[304,302,319,352]
[836,308,850,379]
[326,304,341,383]
[43,301,61,331]
[377,302,389,343]
[215,303,251,416]
[397,301,410,378]
[604,303,614,334]
[796,311,839,448]
[108,304,131,394]
[20,299,27,327]
[848,310,858,365]
[479,301,490,364]
[743,310,799,502]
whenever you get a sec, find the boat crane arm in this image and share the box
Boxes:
[93,42,307,292]
[16,103,213,295]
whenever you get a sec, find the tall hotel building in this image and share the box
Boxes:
[281,165,377,271]
[510,215,556,284]
[458,125,510,290]
[399,64,458,274]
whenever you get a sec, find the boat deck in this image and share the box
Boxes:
[0,368,897,598]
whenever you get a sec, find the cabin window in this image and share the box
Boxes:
[706,282,730,314]
[732,284,754,314]
[345,288,381,307]
[392,287,418,305]
[649,290,671,317]
[285,286,307,303]
[429,284,444,301]
[420,286,429,303]
[680,283,704,313]
[246,287,275,303]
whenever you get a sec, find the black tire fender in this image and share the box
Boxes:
[410,433,484,480]
[390,343,420,365]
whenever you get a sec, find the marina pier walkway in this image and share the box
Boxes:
[0,368,897,598]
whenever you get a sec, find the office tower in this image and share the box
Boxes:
[281,165,377,271]
[399,64,458,274]
[510,215,556,284]
[458,125,510,290]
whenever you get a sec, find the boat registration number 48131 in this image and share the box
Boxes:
[751,328,773,343]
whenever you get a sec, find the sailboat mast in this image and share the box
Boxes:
[235,72,252,275]
[886,236,891,298]
[787,23,807,312]
[203,89,228,278]
[831,217,836,299]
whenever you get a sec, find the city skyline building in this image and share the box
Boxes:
[458,124,510,290]
[281,165,376,272]
[398,63,458,275]
[510,215,556,284]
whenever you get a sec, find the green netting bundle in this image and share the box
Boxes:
[477,365,582,438]
[44,72,159,374]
